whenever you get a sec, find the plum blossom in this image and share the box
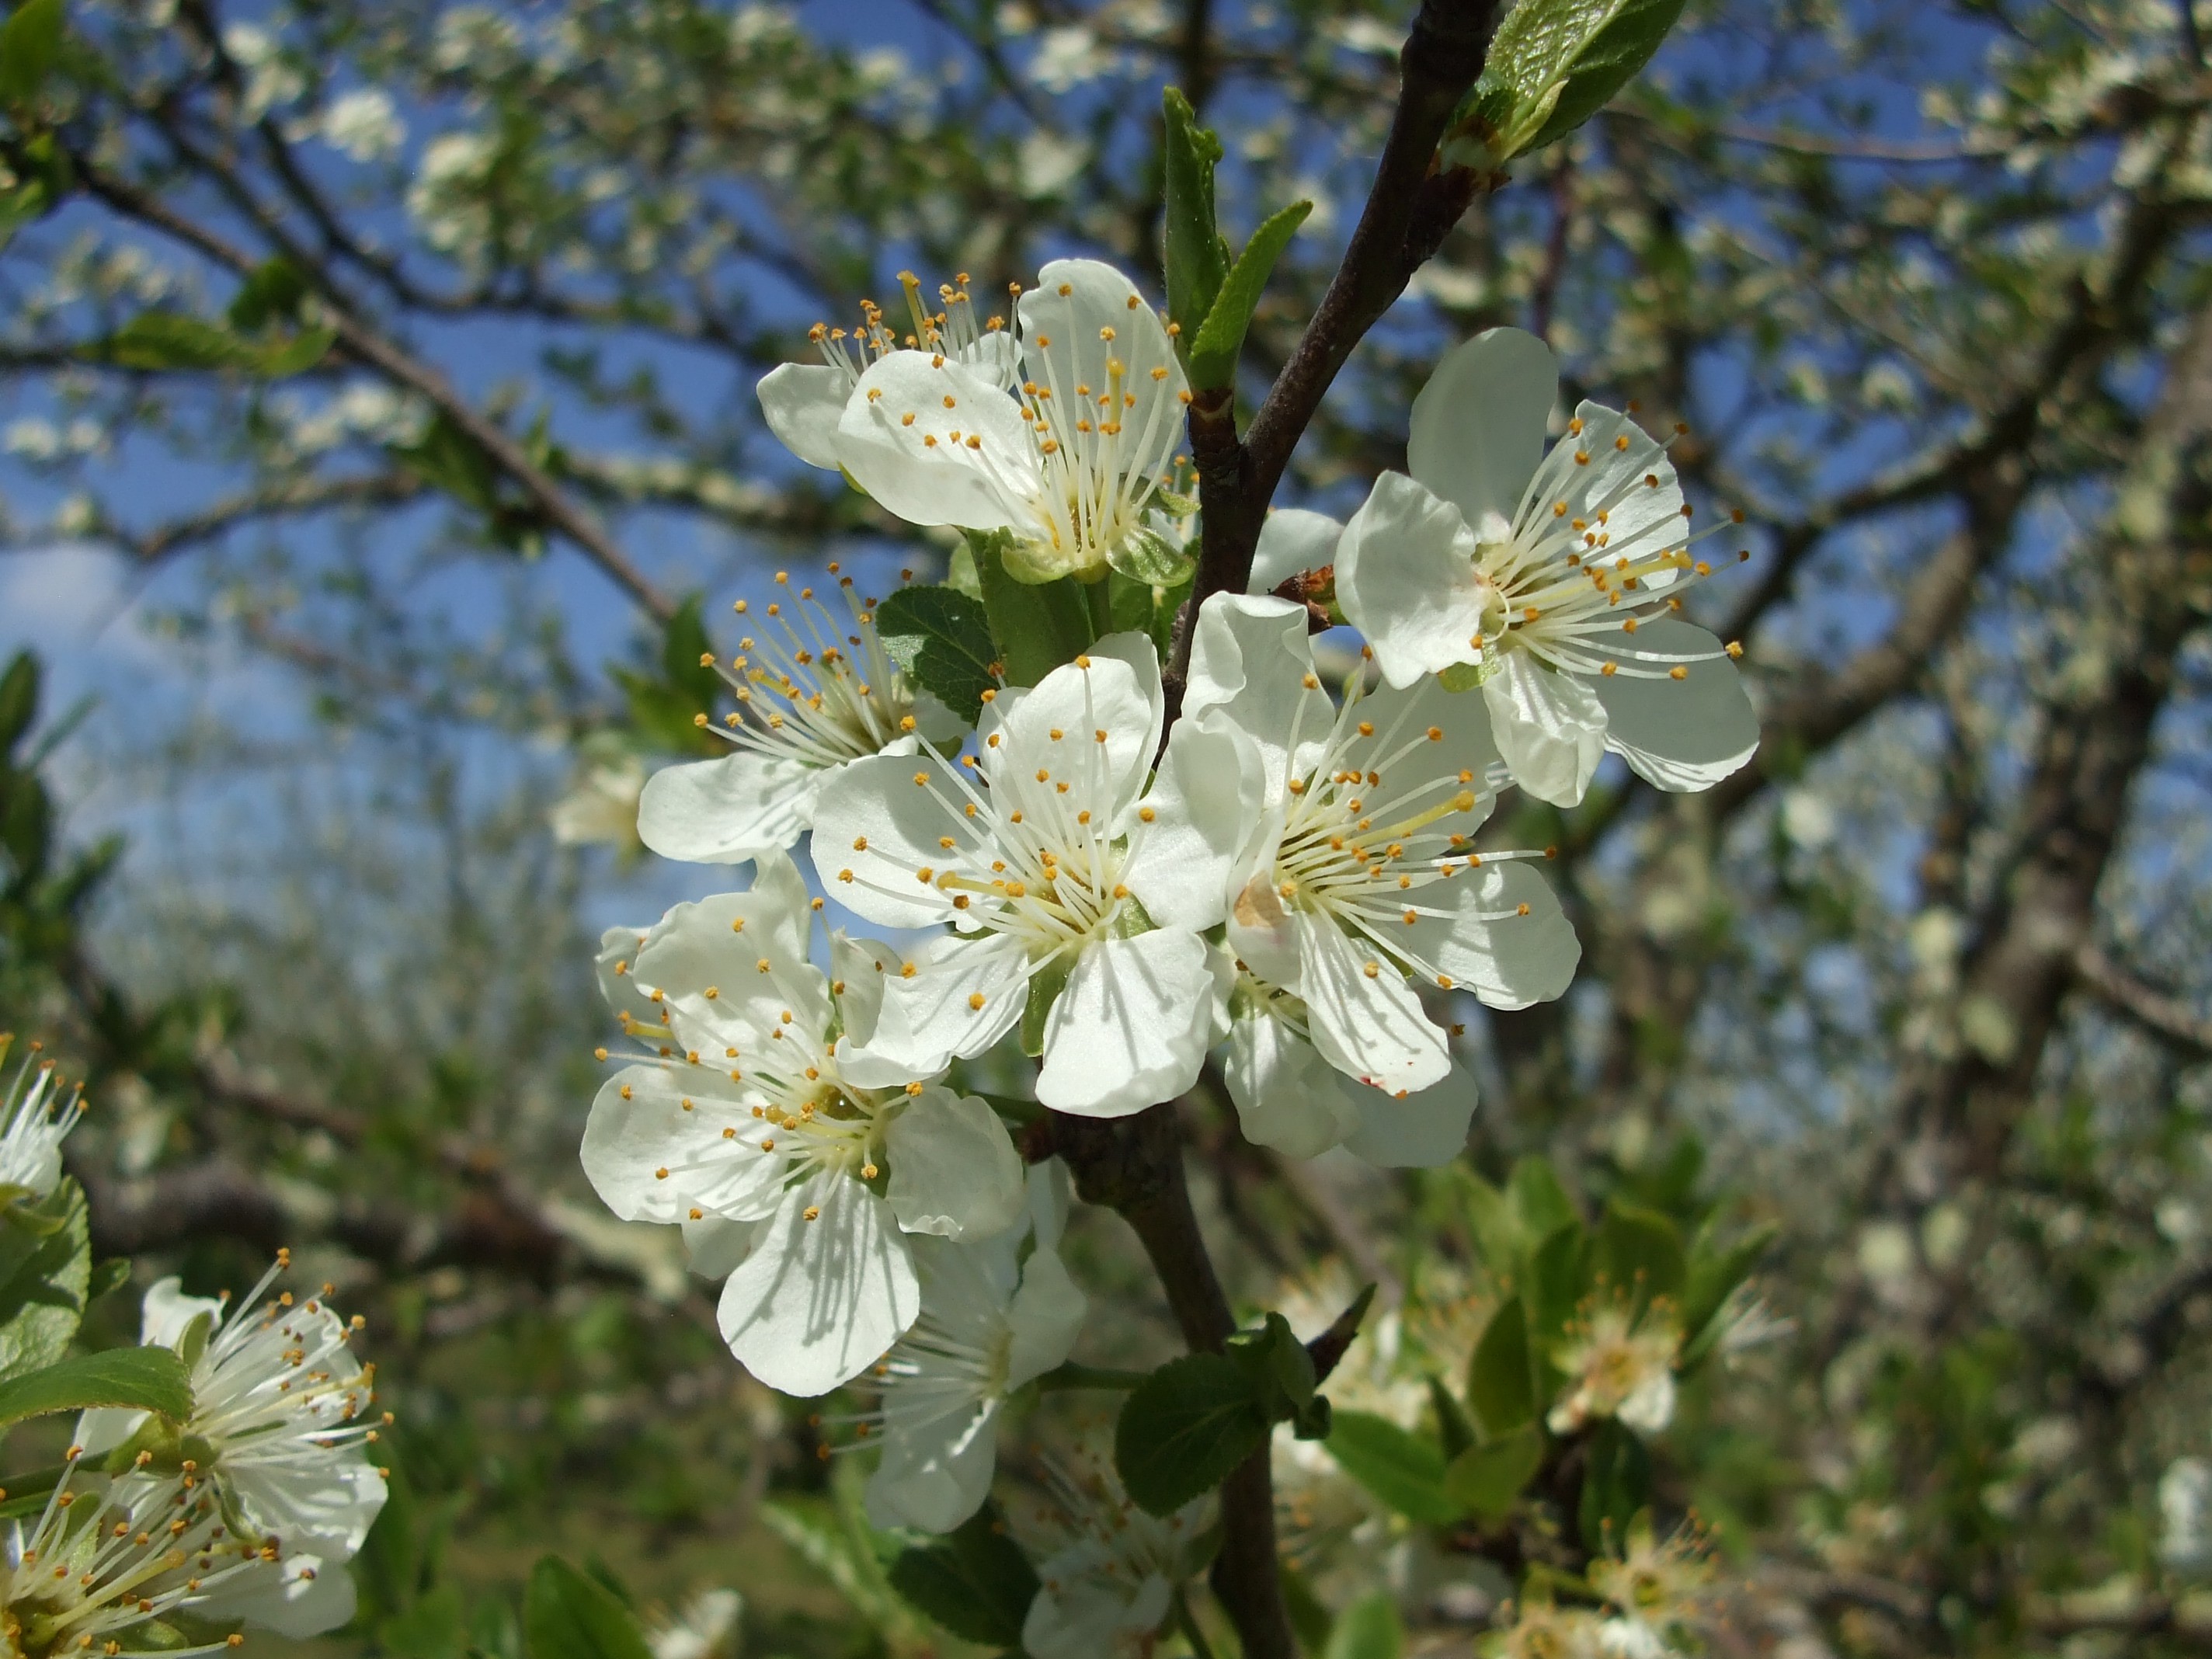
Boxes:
[637,568,964,865]
[757,270,1018,471]
[584,851,1026,1396]
[831,259,1191,583]
[809,634,1225,1118]
[854,1163,1087,1532]
[1021,1462,1211,1659]
[1588,1520,1716,1658]
[0,1039,83,1204]
[1331,327,1759,807]
[1546,1299,1683,1437]
[1124,593,1578,1146]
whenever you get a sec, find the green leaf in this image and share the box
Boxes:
[1428,1374,1476,1462]
[1577,1420,1652,1553]
[1323,1590,1404,1659]
[885,1501,1039,1646]
[0,0,64,110]
[1680,1220,1777,1357]
[523,1556,655,1659]
[874,584,1000,722]
[970,530,1093,679]
[104,311,332,377]
[1479,0,1689,158]
[1459,1170,1520,1279]
[1523,1221,1589,1344]
[1509,1156,1578,1240]
[227,258,310,331]
[379,1582,468,1659]
[1443,1423,1546,1521]
[1468,1296,1536,1435]
[1185,199,1313,391]
[0,1177,89,1382]
[1160,87,1229,350]
[1105,524,1196,588]
[1324,1410,1460,1525]
[0,1344,192,1430]
[253,324,337,377]
[1115,1352,1272,1516]
[1591,1199,1686,1309]
[1226,1311,1316,1423]
[0,652,37,754]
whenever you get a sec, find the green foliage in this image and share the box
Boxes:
[1115,1351,1274,1515]
[1577,1421,1652,1552]
[1469,1297,1536,1435]
[1184,199,1313,391]
[1160,87,1229,350]
[0,1178,89,1382]
[0,0,63,110]
[1448,0,1688,162]
[969,530,1094,676]
[103,311,335,377]
[1591,1199,1686,1310]
[1323,1410,1460,1525]
[1323,1591,1403,1659]
[1104,523,1196,589]
[1443,1424,1546,1521]
[226,258,310,331]
[885,1501,1039,1646]
[523,1557,656,1659]
[873,583,1000,722]
[0,1344,191,1429]
[610,595,722,754]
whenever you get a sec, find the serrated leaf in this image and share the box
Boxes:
[0,1177,88,1382]
[0,0,64,110]
[1323,1590,1404,1659]
[105,311,332,377]
[0,1344,192,1430]
[1468,1296,1536,1436]
[1161,87,1229,349]
[522,1556,654,1659]
[874,584,1000,722]
[1226,1311,1316,1423]
[1443,1422,1546,1521]
[1323,1410,1460,1525]
[885,1501,1038,1646]
[1186,199,1313,391]
[1483,0,1688,156]
[1115,1352,1272,1516]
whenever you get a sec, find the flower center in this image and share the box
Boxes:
[810,270,1007,389]
[718,569,917,768]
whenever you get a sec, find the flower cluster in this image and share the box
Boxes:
[583,257,1760,1584]
[3,1261,388,1654]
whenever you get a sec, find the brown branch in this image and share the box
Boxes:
[64,153,676,624]
[2076,944,2212,1058]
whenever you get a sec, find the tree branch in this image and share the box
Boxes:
[2076,943,2212,1059]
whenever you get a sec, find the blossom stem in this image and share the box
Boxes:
[1048,1103,1296,1659]
[1173,1584,1220,1659]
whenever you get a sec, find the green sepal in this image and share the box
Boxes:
[1105,524,1196,588]
[1020,954,1074,1057]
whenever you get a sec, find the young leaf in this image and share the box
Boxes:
[523,1556,656,1659]
[970,530,1094,681]
[1480,0,1689,157]
[1185,199,1313,392]
[1591,1198,1687,1309]
[1323,1590,1405,1659]
[1523,1220,1589,1343]
[1115,1352,1272,1516]
[0,1344,192,1431]
[1443,1422,1546,1521]
[0,652,37,753]
[228,259,310,332]
[0,0,64,110]
[1468,1296,1536,1435]
[1323,1410,1461,1525]
[1160,87,1229,349]
[1679,1220,1778,1355]
[1577,1419,1652,1553]
[1508,1155,1578,1240]
[885,1501,1039,1647]
[873,584,1000,722]
[1226,1311,1316,1423]
[1104,524,1196,589]
[0,1177,88,1382]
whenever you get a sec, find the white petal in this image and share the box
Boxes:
[1588,619,1759,791]
[1122,719,1261,933]
[836,350,1032,530]
[141,1276,224,1348]
[1343,1063,1477,1168]
[1553,401,1685,559]
[864,1399,1000,1533]
[1407,328,1557,541]
[1221,1013,1362,1160]
[581,1064,782,1224]
[717,1176,920,1396]
[1005,1247,1088,1386]
[959,327,1021,388]
[1334,472,1486,689]
[806,752,972,930]
[1036,931,1222,1117]
[1404,861,1581,1010]
[682,1214,758,1280]
[227,1454,386,1560]
[1184,593,1334,796]
[1026,1159,1074,1252]
[637,751,821,864]
[983,632,1162,824]
[1618,1371,1677,1434]
[1020,259,1184,471]
[886,1088,1027,1241]
[205,1553,359,1638]
[594,924,661,1028]
[829,930,895,1052]
[1248,506,1344,594]
[1483,649,1607,807]
[632,861,829,1052]
[1292,911,1452,1094]
[836,931,1029,1086]
[756,362,850,471]
[1341,671,1504,830]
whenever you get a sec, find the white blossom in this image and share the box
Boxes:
[646,1588,743,1659]
[75,1261,388,1640]
[1546,1300,1682,1437]
[809,635,1226,1118]
[854,1163,1087,1532]
[637,569,964,866]
[757,271,1018,473]
[1331,328,1759,807]
[1589,1520,1715,1658]
[1125,593,1578,1124]
[318,88,405,162]
[583,851,1026,1396]
[0,1043,83,1203]
[549,743,646,851]
[830,259,1190,583]
[1021,1466,1210,1659]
